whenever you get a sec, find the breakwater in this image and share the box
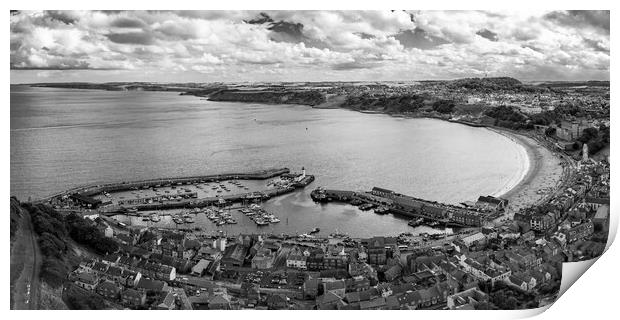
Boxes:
[36,168,292,203]
[310,187,488,228]
[104,175,315,214]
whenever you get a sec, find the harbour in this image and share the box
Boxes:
[12,87,535,238]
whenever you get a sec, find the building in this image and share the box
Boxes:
[213,237,227,252]
[451,209,487,227]
[530,213,556,231]
[371,187,396,199]
[135,277,168,292]
[266,294,289,310]
[563,220,594,243]
[96,280,121,300]
[157,291,177,310]
[286,252,308,270]
[446,288,488,310]
[121,288,147,307]
[475,196,508,212]
[191,259,212,276]
[461,232,486,247]
[303,277,319,299]
[208,288,232,310]
[75,272,99,291]
[251,248,276,269]
[323,279,346,297]
[221,243,247,268]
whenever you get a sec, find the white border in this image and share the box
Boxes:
[4,2,617,320]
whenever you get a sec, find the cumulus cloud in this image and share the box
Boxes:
[9,10,610,82]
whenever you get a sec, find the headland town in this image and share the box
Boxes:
[11,77,610,310]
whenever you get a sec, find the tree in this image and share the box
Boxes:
[432,100,455,114]
[579,127,599,143]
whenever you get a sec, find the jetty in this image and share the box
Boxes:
[40,167,315,214]
[310,186,503,228]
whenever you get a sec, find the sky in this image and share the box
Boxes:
[10,10,610,83]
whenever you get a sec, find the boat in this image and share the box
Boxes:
[226,218,237,224]
[350,199,363,206]
[184,216,194,223]
[309,227,320,234]
[172,216,184,224]
[150,214,161,222]
[216,220,226,226]
[269,217,281,223]
[255,218,269,226]
[374,206,389,214]
[408,218,424,227]
[427,220,441,227]
[329,232,349,239]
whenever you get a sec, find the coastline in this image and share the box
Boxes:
[17,85,564,216]
[488,127,564,214]
[334,108,564,214]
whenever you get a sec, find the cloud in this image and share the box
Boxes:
[106,32,155,45]
[332,60,382,70]
[545,10,610,34]
[9,10,610,82]
[111,16,147,29]
[394,28,450,49]
[476,29,498,41]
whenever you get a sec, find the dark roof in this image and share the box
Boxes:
[76,272,98,284]
[223,243,246,262]
[122,288,145,300]
[105,266,123,277]
[372,187,394,194]
[92,262,109,272]
[136,278,166,291]
[97,280,119,291]
[477,195,506,205]
[360,297,386,310]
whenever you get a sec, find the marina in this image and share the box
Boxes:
[12,88,542,238]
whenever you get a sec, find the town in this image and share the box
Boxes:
[11,77,611,310]
[14,145,608,310]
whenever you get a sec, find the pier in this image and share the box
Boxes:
[41,168,315,214]
[310,187,498,228]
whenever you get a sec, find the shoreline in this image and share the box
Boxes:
[486,127,564,213]
[489,128,539,201]
[19,86,564,216]
[330,107,564,212]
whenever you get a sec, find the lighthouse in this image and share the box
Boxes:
[296,166,306,182]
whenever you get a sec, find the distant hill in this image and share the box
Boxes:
[208,89,326,106]
[535,80,610,88]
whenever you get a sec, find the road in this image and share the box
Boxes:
[25,211,41,310]
[11,210,41,310]
[177,275,301,296]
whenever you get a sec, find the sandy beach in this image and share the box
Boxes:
[490,128,565,216]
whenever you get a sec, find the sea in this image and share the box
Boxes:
[10,85,529,237]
